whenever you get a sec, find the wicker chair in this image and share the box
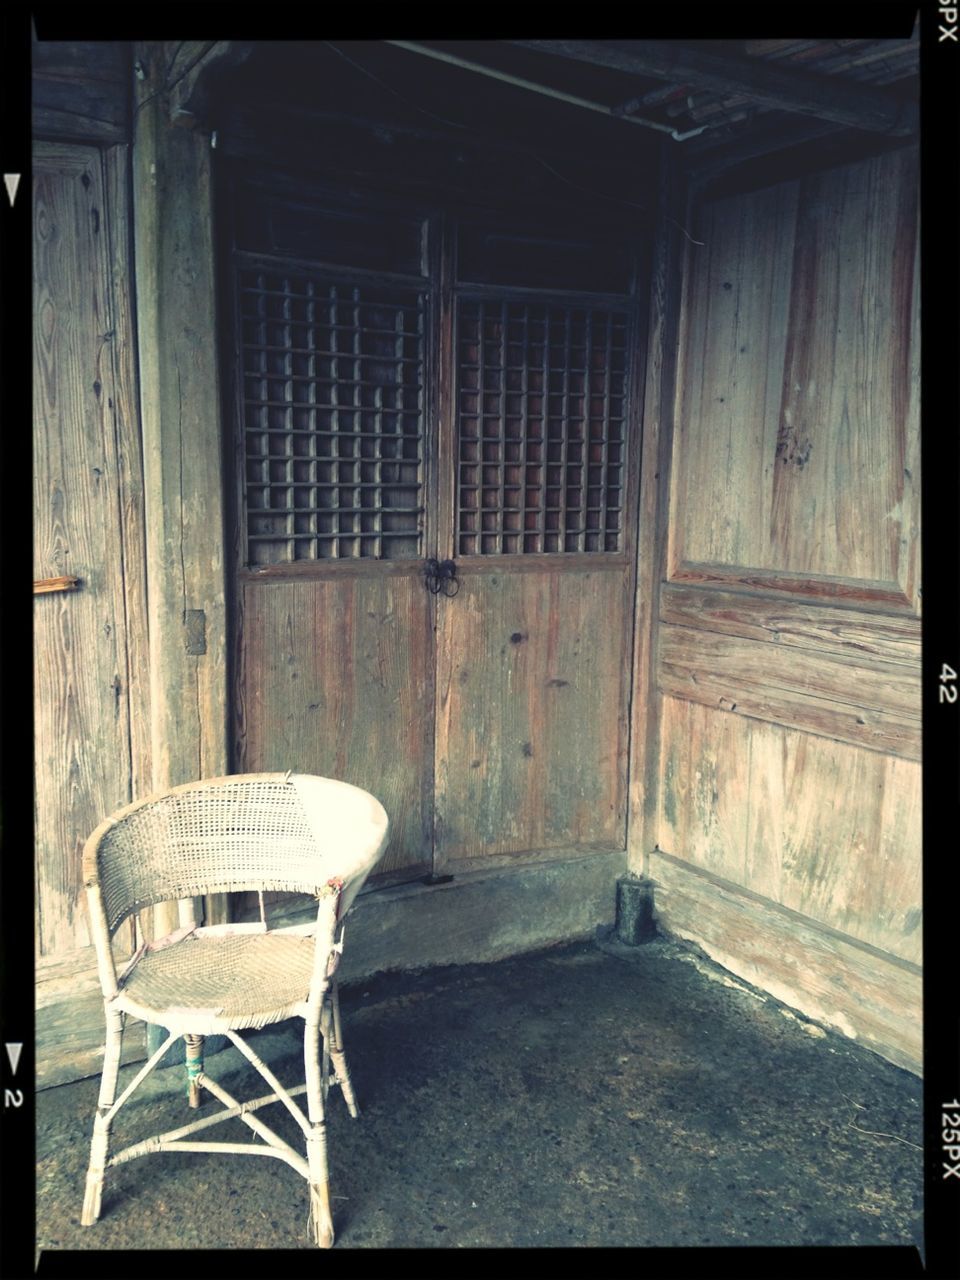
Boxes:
[79,771,389,1249]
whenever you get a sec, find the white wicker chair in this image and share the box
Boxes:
[79,771,389,1249]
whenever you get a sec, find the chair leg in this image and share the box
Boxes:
[328,978,359,1119]
[184,1033,204,1108]
[81,1007,124,1226]
[304,1013,334,1248]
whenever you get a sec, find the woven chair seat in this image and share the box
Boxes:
[80,773,390,1247]
[116,929,318,1033]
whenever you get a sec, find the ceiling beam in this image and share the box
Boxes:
[507,40,918,137]
[163,40,258,126]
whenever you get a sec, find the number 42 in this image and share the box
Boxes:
[941,664,958,703]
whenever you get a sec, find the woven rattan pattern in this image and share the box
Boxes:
[118,931,316,1028]
[96,779,326,933]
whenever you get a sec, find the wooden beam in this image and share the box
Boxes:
[132,42,230,931]
[162,40,257,127]
[508,40,918,137]
[627,141,688,877]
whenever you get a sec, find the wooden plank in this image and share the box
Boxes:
[32,38,130,143]
[237,576,434,877]
[667,563,915,612]
[37,950,146,1090]
[102,144,152,810]
[33,576,80,594]
[744,718,922,965]
[658,622,920,759]
[668,178,797,574]
[660,583,921,664]
[33,143,135,960]
[627,143,687,876]
[669,149,920,612]
[434,567,632,861]
[657,695,753,881]
[658,697,922,964]
[769,150,919,597]
[648,848,921,1076]
[509,40,918,136]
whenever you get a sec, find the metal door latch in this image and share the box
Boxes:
[424,558,460,597]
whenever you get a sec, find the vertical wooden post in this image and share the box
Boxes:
[132,41,229,933]
[627,142,689,876]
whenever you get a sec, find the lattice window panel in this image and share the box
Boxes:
[239,268,426,563]
[456,299,629,555]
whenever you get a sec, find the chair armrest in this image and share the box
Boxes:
[85,883,120,1001]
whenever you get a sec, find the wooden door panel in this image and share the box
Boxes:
[670,148,919,611]
[657,696,922,966]
[435,565,632,863]
[237,573,434,875]
[33,144,135,959]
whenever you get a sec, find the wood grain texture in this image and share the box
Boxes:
[658,621,921,759]
[670,177,796,575]
[103,145,152,808]
[36,951,145,1090]
[133,51,229,800]
[627,144,686,875]
[660,584,921,664]
[435,566,632,862]
[648,849,921,1075]
[32,39,130,144]
[658,697,922,964]
[33,143,135,959]
[237,575,434,876]
[670,147,919,609]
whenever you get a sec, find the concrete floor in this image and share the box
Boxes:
[34,932,923,1258]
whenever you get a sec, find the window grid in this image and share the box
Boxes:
[456,298,628,556]
[239,269,426,563]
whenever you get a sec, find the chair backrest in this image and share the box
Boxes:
[83,773,389,936]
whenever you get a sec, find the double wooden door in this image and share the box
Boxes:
[225,173,644,880]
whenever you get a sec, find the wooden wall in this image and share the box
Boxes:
[635,146,921,1073]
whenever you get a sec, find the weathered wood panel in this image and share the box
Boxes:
[435,565,632,862]
[33,143,135,960]
[648,849,921,1075]
[627,144,686,871]
[669,177,796,575]
[133,52,229,793]
[669,147,920,610]
[641,148,922,1071]
[658,697,922,965]
[660,584,921,663]
[36,950,146,1090]
[744,719,922,965]
[32,39,130,143]
[103,145,152,807]
[657,621,921,759]
[237,575,434,876]
[134,55,232,933]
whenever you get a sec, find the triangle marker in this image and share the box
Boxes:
[5,1042,23,1075]
[4,174,21,207]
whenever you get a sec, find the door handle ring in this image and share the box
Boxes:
[424,558,460,597]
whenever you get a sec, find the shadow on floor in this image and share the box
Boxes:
[34,933,923,1257]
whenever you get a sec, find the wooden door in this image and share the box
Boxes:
[433,218,642,868]
[226,175,642,880]
[227,179,439,879]
[34,141,150,1084]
